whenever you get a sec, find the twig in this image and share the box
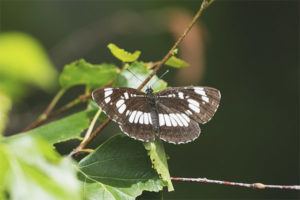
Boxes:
[171,177,300,191]
[137,0,214,91]
[82,109,102,143]
[23,88,66,131]
[24,80,114,132]
[49,93,91,118]
[68,0,214,157]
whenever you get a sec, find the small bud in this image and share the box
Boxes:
[253,183,265,189]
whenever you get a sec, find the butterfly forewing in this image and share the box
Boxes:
[156,87,221,124]
[92,87,155,141]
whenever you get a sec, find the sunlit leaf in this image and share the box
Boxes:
[165,56,189,68]
[0,32,57,95]
[78,134,166,200]
[59,59,119,89]
[2,110,95,145]
[0,135,81,200]
[0,93,11,136]
[108,43,141,63]
[114,62,167,93]
[144,140,174,192]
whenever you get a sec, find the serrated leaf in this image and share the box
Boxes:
[59,59,118,89]
[78,134,166,200]
[165,56,189,68]
[0,32,57,94]
[113,62,167,93]
[0,135,81,200]
[2,110,95,145]
[144,139,174,192]
[108,43,141,63]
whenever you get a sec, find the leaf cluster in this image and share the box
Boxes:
[0,43,189,200]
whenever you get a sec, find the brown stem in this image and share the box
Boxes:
[68,118,111,157]
[69,0,214,157]
[23,88,66,131]
[171,177,300,191]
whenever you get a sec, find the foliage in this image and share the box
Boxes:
[107,43,141,63]
[59,59,119,90]
[0,135,81,200]
[78,134,166,200]
[0,32,57,135]
[165,56,189,68]
[1,42,190,199]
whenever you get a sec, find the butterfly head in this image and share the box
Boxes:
[145,87,153,94]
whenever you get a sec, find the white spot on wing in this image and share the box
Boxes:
[148,113,152,124]
[178,92,184,99]
[159,114,165,126]
[124,92,129,99]
[202,96,209,103]
[116,99,124,108]
[169,114,177,127]
[176,113,188,127]
[171,113,183,126]
[189,103,200,113]
[164,114,171,126]
[139,113,144,124]
[185,110,193,115]
[188,99,199,107]
[104,90,113,97]
[194,87,206,96]
[118,104,126,114]
[104,88,112,91]
[134,111,143,123]
[181,113,190,122]
[126,110,130,116]
[144,113,149,125]
[129,111,137,123]
[105,97,111,103]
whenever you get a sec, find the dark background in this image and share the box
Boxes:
[1,0,299,199]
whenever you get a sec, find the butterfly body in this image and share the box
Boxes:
[92,86,220,144]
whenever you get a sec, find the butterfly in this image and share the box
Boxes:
[92,86,221,144]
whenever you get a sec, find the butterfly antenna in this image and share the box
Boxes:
[151,70,169,89]
[126,69,143,83]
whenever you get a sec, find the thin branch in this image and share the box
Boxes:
[171,177,300,191]
[49,93,91,118]
[82,109,102,143]
[137,0,214,91]
[23,88,66,131]
[68,0,214,157]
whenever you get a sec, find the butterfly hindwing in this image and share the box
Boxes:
[155,102,200,144]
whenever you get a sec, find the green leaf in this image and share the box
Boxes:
[78,134,166,200]
[0,92,11,136]
[165,56,189,68]
[0,32,57,95]
[0,135,81,200]
[114,62,167,93]
[2,110,95,145]
[108,43,141,63]
[144,140,174,192]
[59,59,119,89]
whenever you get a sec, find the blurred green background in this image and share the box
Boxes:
[1,0,298,199]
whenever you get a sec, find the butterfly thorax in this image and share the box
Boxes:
[145,87,159,132]
[145,88,156,106]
